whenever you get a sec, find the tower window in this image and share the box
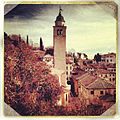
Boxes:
[57,29,63,35]
[57,29,60,35]
[60,29,63,35]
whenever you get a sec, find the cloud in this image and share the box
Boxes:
[4,3,116,58]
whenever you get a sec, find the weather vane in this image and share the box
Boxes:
[59,5,63,14]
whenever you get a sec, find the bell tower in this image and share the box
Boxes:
[53,7,67,86]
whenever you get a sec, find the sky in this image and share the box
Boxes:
[4,3,117,58]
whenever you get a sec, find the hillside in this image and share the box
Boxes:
[4,33,62,115]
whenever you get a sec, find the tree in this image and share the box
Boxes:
[77,52,81,58]
[45,47,54,56]
[73,53,78,65]
[83,53,88,60]
[94,53,101,63]
[4,34,61,115]
[26,35,29,45]
[40,37,44,51]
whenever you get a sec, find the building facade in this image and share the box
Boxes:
[101,53,116,64]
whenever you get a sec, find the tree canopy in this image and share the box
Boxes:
[94,53,101,63]
[4,34,61,115]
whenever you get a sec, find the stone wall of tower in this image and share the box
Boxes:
[53,26,67,86]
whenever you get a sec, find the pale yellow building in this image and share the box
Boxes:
[101,53,116,64]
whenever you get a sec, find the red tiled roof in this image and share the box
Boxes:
[107,63,116,68]
[101,53,116,57]
[71,69,86,79]
[96,69,110,74]
[78,73,97,87]
[87,78,115,89]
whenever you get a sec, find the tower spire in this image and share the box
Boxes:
[55,6,65,26]
[59,5,63,15]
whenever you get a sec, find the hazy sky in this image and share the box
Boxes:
[4,3,117,58]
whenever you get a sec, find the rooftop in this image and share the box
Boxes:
[96,69,115,74]
[101,53,116,57]
[87,78,115,89]
[78,73,97,87]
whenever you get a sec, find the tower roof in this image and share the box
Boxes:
[55,7,65,22]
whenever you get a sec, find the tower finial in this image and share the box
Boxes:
[59,5,63,15]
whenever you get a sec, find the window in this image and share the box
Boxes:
[91,91,94,95]
[60,29,63,35]
[57,29,60,35]
[66,94,68,101]
[110,78,111,81]
[57,29,63,35]
[100,91,104,95]
[113,78,115,81]
[114,90,116,95]
[67,77,69,80]
[66,66,68,70]
[66,72,68,75]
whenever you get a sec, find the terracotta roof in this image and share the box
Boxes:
[97,69,116,74]
[71,69,86,79]
[101,53,116,57]
[83,64,96,69]
[84,63,107,70]
[96,69,110,74]
[78,73,97,86]
[87,78,115,89]
[107,63,116,68]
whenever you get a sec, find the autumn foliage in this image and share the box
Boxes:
[4,34,62,115]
